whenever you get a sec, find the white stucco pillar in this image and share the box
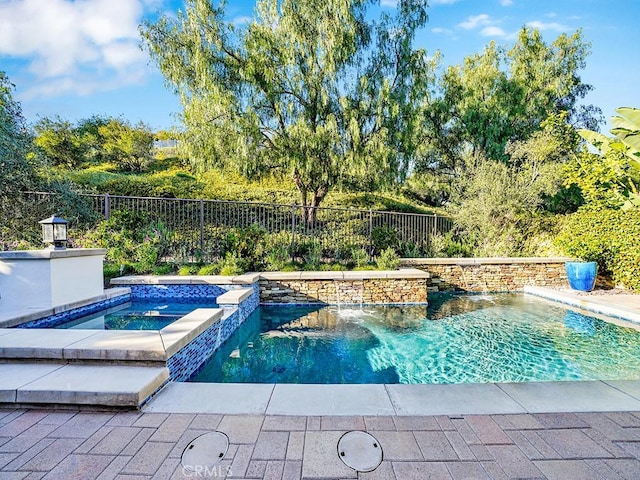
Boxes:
[0,249,106,312]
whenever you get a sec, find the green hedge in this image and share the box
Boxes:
[555,206,640,290]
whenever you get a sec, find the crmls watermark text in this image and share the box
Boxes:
[183,465,232,477]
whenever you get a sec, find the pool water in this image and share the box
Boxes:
[55,299,218,330]
[189,294,640,384]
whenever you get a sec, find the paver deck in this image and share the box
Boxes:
[0,408,639,478]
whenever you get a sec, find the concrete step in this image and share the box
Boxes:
[0,363,169,408]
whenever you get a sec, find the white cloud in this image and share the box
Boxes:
[432,27,454,35]
[500,0,513,6]
[480,26,507,37]
[526,20,570,32]
[0,0,148,98]
[458,14,492,30]
[232,15,252,25]
[381,0,460,7]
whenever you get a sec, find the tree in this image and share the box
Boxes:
[420,27,600,182]
[567,107,640,209]
[142,0,434,222]
[0,71,35,196]
[33,115,155,173]
[452,113,578,256]
[33,116,87,169]
[98,119,155,173]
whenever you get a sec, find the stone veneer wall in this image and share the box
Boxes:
[260,271,430,304]
[402,257,572,292]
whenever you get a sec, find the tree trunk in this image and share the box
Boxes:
[302,186,328,226]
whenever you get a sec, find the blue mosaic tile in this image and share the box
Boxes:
[129,284,227,300]
[168,286,260,381]
[18,294,131,329]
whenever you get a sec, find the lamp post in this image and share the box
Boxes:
[39,215,68,250]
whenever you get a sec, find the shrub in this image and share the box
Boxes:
[197,264,219,275]
[151,264,175,275]
[178,265,199,275]
[78,210,168,274]
[351,247,370,268]
[372,226,399,254]
[222,224,266,271]
[103,263,123,286]
[262,231,291,271]
[555,206,640,290]
[217,253,244,276]
[301,239,322,270]
[375,247,401,270]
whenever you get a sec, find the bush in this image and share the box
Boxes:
[178,264,201,275]
[262,231,291,271]
[217,253,244,276]
[351,247,370,268]
[197,264,219,275]
[372,226,399,255]
[375,247,401,270]
[222,224,266,271]
[301,239,322,270]
[555,206,640,290]
[151,264,175,275]
[78,210,168,274]
[451,159,564,257]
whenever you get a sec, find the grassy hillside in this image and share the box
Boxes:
[54,156,443,215]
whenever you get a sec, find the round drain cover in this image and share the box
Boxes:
[337,431,383,472]
[181,431,229,472]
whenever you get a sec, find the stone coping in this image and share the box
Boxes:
[524,286,640,324]
[0,308,224,362]
[145,379,640,415]
[216,287,254,305]
[0,363,169,407]
[0,248,106,260]
[259,268,429,281]
[0,287,131,328]
[110,273,260,285]
[402,256,574,265]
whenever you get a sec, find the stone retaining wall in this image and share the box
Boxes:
[260,259,572,302]
[402,257,571,292]
[259,271,429,304]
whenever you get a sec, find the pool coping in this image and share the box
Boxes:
[0,307,225,362]
[143,379,640,416]
[524,285,640,324]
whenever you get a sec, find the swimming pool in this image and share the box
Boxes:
[55,299,218,330]
[189,293,640,384]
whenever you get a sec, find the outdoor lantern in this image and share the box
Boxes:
[39,215,68,250]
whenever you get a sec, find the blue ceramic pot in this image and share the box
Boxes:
[565,261,598,292]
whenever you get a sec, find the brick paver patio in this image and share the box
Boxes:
[1,409,640,479]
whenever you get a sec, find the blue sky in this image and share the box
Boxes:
[0,0,637,131]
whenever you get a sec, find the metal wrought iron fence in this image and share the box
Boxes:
[15,192,453,262]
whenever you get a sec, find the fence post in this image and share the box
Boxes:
[290,204,296,261]
[104,194,110,220]
[368,208,373,259]
[199,199,205,254]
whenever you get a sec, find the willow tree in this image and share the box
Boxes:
[142,0,434,222]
